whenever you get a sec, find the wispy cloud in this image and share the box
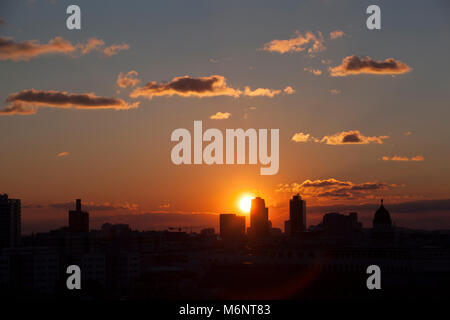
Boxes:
[291,132,318,143]
[283,86,295,94]
[0,89,139,115]
[291,130,388,145]
[329,30,345,40]
[0,36,75,61]
[210,111,231,120]
[116,70,140,88]
[262,31,325,55]
[158,203,171,209]
[304,67,322,76]
[130,75,294,99]
[0,36,129,61]
[244,87,284,98]
[48,201,139,211]
[329,55,412,76]
[277,178,397,200]
[103,43,129,56]
[330,89,341,95]
[382,155,424,162]
[57,151,69,157]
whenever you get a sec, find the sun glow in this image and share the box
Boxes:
[239,195,253,213]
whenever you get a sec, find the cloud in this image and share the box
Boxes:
[262,31,325,55]
[116,70,141,88]
[130,75,293,99]
[131,75,240,99]
[321,130,388,145]
[0,89,139,115]
[0,36,76,61]
[243,87,282,98]
[283,86,295,94]
[103,43,130,56]
[276,178,396,200]
[210,111,231,120]
[329,30,345,40]
[304,67,322,76]
[329,55,412,76]
[78,37,104,54]
[0,36,129,61]
[241,85,294,98]
[291,132,318,143]
[49,201,139,211]
[291,130,388,145]
[382,155,424,162]
[310,198,450,215]
[57,151,69,157]
[330,89,341,95]
[77,38,129,56]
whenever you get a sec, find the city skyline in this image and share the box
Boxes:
[1,1,450,233]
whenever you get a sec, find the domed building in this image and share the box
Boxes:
[372,199,394,240]
[373,199,392,231]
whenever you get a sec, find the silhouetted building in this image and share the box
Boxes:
[200,228,215,236]
[372,199,394,240]
[248,197,270,238]
[101,223,131,236]
[285,194,306,235]
[0,194,21,248]
[322,212,361,235]
[220,214,245,239]
[373,199,392,231]
[68,199,89,233]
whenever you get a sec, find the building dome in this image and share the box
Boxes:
[373,199,392,229]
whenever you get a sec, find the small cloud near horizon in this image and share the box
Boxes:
[0,36,129,61]
[276,178,397,200]
[304,67,322,76]
[0,89,139,116]
[262,31,325,56]
[130,75,294,99]
[210,111,231,120]
[291,130,388,145]
[329,30,345,40]
[116,70,140,88]
[57,151,69,157]
[329,55,411,76]
[382,155,424,162]
[330,89,341,95]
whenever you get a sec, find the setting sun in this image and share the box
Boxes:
[239,195,253,213]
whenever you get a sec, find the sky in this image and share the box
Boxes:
[1,0,450,233]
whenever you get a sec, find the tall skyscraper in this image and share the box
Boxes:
[285,194,306,235]
[290,194,306,232]
[68,199,89,232]
[249,197,270,238]
[220,214,245,239]
[0,194,21,248]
